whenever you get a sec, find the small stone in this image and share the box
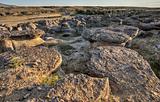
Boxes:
[37,87,42,91]
[23,93,30,99]
[155,44,160,49]
[17,27,23,31]
[27,22,37,30]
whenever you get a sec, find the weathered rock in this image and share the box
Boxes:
[131,34,160,78]
[27,22,37,30]
[82,25,139,46]
[12,37,45,48]
[0,26,8,31]
[0,38,45,51]
[1,24,13,31]
[17,47,62,72]
[17,27,23,31]
[69,37,90,51]
[0,47,62,97]
[0,8,159,102]
[107,25,139,38]
[76,20,86,34]
[10,29,45,39]
[0,30,11,40]
[0,29,46,51]
[85,46,160,101]
[141,18,154,23]
[48,74,110,102]
[3,85,51,102]
[123,17,140,27]
[0,30,12,51]
[0,40,14,51]
[7,26,13,32]
[15,24,23,31]
[85,15,104,27]
[56,18,76,33]
[60,21,73,32]
[36,20,55,27]
[3,73,110,102]
[44,37,64,46]
[82,27,129,44]
[137,30,154,38]
[62,46,160,101]
[138,22,160,31]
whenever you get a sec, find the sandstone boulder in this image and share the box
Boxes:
[0,38,45,51]
[12,37,45,48]
[82,25,139,46]
[10,29,45,39]
[3,85,51,102]
[0,47,62,99]
[43,37,64,46]
[48,74,110,102]
[0,40,14,51]
[2,73,110,102]
[36,20,54,27]
[62,46,160,101]
[107,25,139,38]
[86,46,160,101]
[0,29,45,51]
[26,22,37,30]
[138,22,160,31]
[0,30,11,40]
[131,34,160,78]
[0,26,8,31]
[60,21,74,33]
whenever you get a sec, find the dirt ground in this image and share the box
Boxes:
[0,13,62,26]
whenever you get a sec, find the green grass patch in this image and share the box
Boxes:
[42,73,61,86]
[8,56,24,68]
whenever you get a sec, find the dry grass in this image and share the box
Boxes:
[8,56,24,68]
[41,73,61,86]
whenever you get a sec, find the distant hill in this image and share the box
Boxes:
[0,3,15,7]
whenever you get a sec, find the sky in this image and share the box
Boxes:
[0,0,160,7]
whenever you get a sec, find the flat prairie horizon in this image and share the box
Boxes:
[0,0,160,7]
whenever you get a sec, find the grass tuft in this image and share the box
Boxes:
[8,56,24,68]
[42,73,60,86]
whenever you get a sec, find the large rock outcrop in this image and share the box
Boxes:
[0,29,45,51]
[82,25,139,47]
[131,33,160,78]
[62,46,160,102]
[138,22,160,31]
[87,46,160,101]
[0,47,62,100]
[2,73,110,102]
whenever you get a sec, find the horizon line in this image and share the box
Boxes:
[1,2,160,8]
[4,5,160,8]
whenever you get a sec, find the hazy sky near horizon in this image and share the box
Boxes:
[0,0,160,7]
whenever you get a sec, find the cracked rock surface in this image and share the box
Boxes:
[0,47,62,101]
[82,25,139,46]
[48,74,110,102]
[62,46,160,101]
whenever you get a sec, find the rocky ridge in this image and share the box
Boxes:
[0,8,160,102]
